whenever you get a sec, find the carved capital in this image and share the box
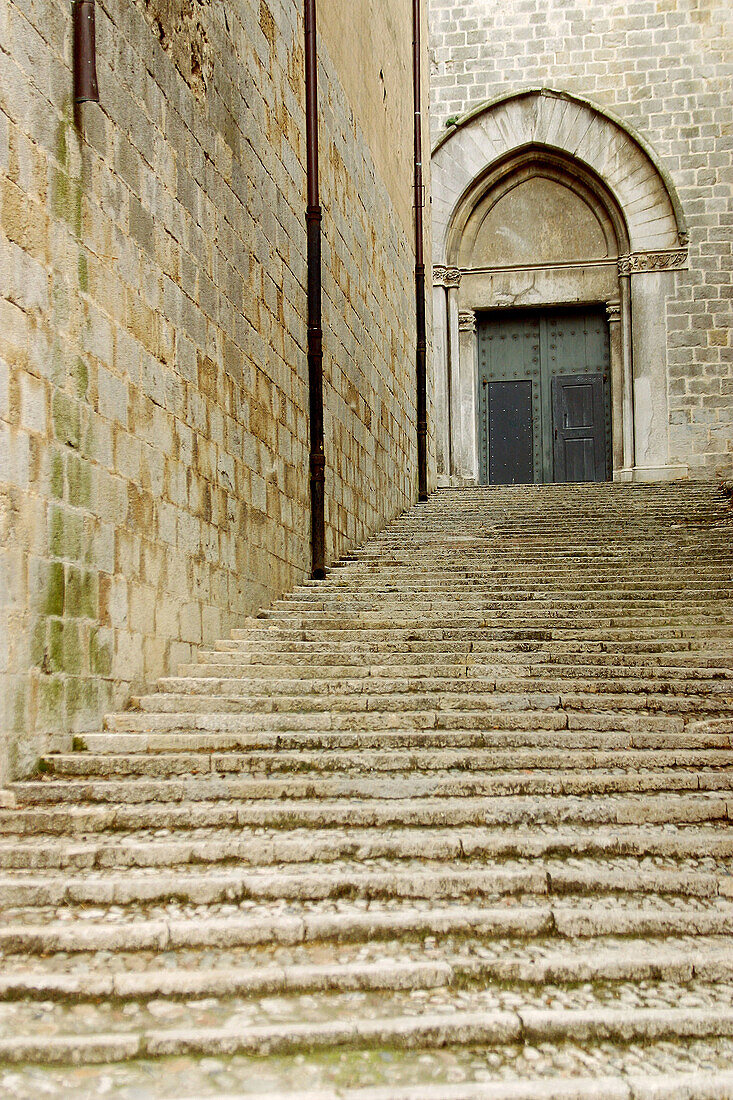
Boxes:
[606,300,622,322]
[433,264,462,288]
[458,309,476,334]
[618,250,688,276]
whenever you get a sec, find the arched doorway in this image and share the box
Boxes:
[431,89,689,486]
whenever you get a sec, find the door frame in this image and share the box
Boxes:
[436,294,627,486]
[475,306,612,485]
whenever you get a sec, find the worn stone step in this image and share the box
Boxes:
[1,853,732,908]
[4,992,733,1073]
[57,726,727,758]
[184,658,733,680]
[261,604,733,621]
[2,934,732,1002]
[213,636,729,656]
[3,792,732,836]
[231,628,733,646]
[154,675,733,697]
[4,900,733,955]
[14,768,733,807]
[40,747,733,779]
[2,824,730,871]
[231,619,733,637]
[124,690,733,718]
[165,1071,733,1100]
[2,1004,733,1071]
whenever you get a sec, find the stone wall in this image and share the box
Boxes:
[0,0,428,781]
[429,0,733,478]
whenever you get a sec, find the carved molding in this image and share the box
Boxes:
[618,250,688,275]
[433,265,462,288]
[606,300,622,322]
[458,309,476,333]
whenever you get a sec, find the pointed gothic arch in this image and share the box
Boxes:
[431,89,689,486]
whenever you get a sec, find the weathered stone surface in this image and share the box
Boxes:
[0,0,429,784]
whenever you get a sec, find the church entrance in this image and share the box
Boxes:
[477,307,611,485]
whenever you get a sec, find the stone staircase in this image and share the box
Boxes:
[1,481,733,1099]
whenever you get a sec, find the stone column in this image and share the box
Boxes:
[457,309,479,482]
[619,266,636,474]
[431,275,450,481]
[606,300,624,476]
[446,272,461,479]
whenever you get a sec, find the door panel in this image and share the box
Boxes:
[486,380,534,484]
[552,373,607,482]
[477,312,542,484]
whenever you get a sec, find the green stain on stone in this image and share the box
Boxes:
[49,505,83,560]
[52,168,83,236]
[67,452,93,509]
[11,688,27,733]
[67,676,97,721]
[90,628,113,676]
[30,621,47,668]
[44,561,66,616]
[49,449,65,499]
[54,107,83,236]
[78,251,88,292]
[66,567,98,619]
[56,109,69,168]
[71,358,89,399]
[52,390,81,449]
[49,620,84,675]
[38,678,65,727]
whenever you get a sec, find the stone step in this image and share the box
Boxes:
[311,575,733,590]
[126,690,733,716]
[265,598,733,614]
[147,1070,733,1100]
[338,548,733,561]
[230,627,733,643]
[40,747,733,779]
[154,675,733,697]
[4,900,733,955]
[3,791,732,836]
[56,726,728,758]
[1,824,729,871]
[1,854,732,908]
[183,660,733,681]
[9,768,733,811]
[213,637,729,655]
[13,770,733,806]
[79,710,697,740]
[0,936,731,1001]
[232,617,733,634]
[3,1002,733,1073]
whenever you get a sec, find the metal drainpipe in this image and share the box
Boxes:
[413,0,428,502]
[304,0,326,578]
[73,0,100,103]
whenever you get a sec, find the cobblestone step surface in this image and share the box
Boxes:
[2,482,733,1096]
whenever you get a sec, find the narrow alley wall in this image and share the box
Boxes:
[0,0,432,780]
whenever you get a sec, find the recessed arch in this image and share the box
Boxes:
[432,88,686,264]
[448,146,631,270]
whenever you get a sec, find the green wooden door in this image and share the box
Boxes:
[477,308,611,484]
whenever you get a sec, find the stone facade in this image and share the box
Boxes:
[0,0,431,781]
[429,0,733,483]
